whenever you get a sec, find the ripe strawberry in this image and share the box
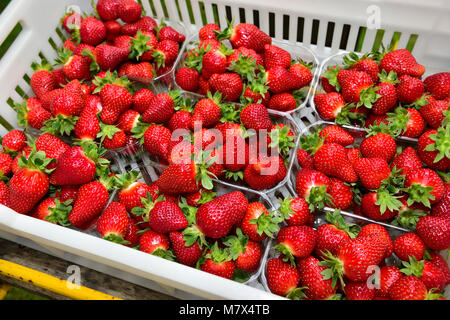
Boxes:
[361,192,398,221]
[379,49,425,78]
[176,67,199,92]
[11,146,31,174]
[127,30,158,61]
[142,91,181,124]
[417,128,450,171]
[320,233,386,286]
[396,75,425,104]
[31,197,72,226]
[289,61,313,89]
[389,275,429,300]
[360,130,397,163]
[96,0,121,21]
[393,233,426,261]
[80,16,106,46]
[416,215,450,251]
[243,156,283,190]
[419,100,449,129]
[375,265,403,298]
[400,257,446,292]
[268,93,297,112]
[278,197,312,227]
[353,157,391,190]
[132,88,155,114]
[346,55,379,83]
[121,16,157,36]
[242,83,270,106]
[328,178,353,210]
[139,230,174,260]
[275,225,317,265]
[0,153,12,177]
[158,25,185,43]
[343,281,375,300]
[358,223,393,258]
[297,149,315,169]
[239,201,279,242]
[153,40,179,68]
[14,95,52,129]
[346,148,361,165]
[0,181,8,206]
[96,201,129,243]
[371,77,398,115]
[424,72,450,100]
[168,110,192,132]
[234,239,262,273]
[265,66,296,93]
[431,183,450,219]
[99,126,127,150]
[114,171,150,212]
[201,47,229,80]
[2,130,27,155]
[30,61,57,99]
[216,22,271,53]
[119,61,155,84]
[61,10,83,33]
[169,231,202,267]
[118,0,142,23]
[387,107,425,138]
[295,168,331,209]
[429,252,450,285]
[8,151,52,215]
[209,73,244,102]
[55,185,79,203]
[199,23,220,41]
[191,93,222,128]
[148,200,188,234]
[263,44,291,70]
[74,101,101,141]
[200,242,235,279]
[240,103,272,131]
[390,145,423,177]
[35,133,71,169]
[405,168,445,207]
[313,143,358,183]
[89,44,129,72]
[338,70,375,105]
[314,92,346,121]
[266,257,301,298]
[319,125,354,146]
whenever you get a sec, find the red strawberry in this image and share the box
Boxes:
[2,130,27,155]
[266,257,301,298]
[168,110,192,132]
[32,197,72,226]
[234,239,262,273]
[429,252,450,285]
[405,168,445,207]
[74,100,101,141]
[96,202,129,243]
[393,233,426,261]
[200,243,235,279]
[191,93,222,128]
[239,201,277,242]
[263,44,291,70]
[346,148,361,165]
[353,157,391,190]
[400,257,446,292]
[328,178,353,210]
[62,11,83,33]
[35,133,71,169]
[139,230,174,260]
[216,22,271,53]
[169,231,202,267]
[132,88,155,114]
[118,0,142,23]
[391,147,422,176]
[209,73,244,102]
[240,103,272,131]
[431,183,450,219]
[275,225,317,265]
[416,215,450,251]
[319,125,354,146]
[344,281,375,300]
[115,171,151,212]
[265,66,296,94]
[376,266,403,298]
[297,149,315,169]
[199,23,220,41]
[313,92,346,121]
[417,128,450,171]
[80,16,106,46]
[89,44,129,72]
[268,93,297,112]
[176,67,199,92]
[361,192,398,221]
[0,181,8,206]
[278,197,312,227]
[387,107,425,138]
[389,275,428,300]
[380,49,425,78]
[346,55,379,83]
[148,201,188,234]
[396,75,425,104]
[289,61,313,89]
[424,72,450,100]
[142,91,181,124]
[360,131,397,163]
[158,25,185,43]
[55,185,79,203]
[419,100,449,129]
[338,70,375,106]
[243,156,283,190]
[153,40,179,68]
[295,169,331,209]
[8,151,52,215]
[96,0,121,21]
[0,153,12,177]
[371,79,398,115]
[358,223,393,258]
[30,61,57,99]
[313,143,358,183]
[121,16,157,36]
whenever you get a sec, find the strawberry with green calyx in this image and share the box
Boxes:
[296,168,333,211]
[114,170,153,212]
[266,257,305,299]
[146,199,189,234]
[221,228,248,260]
[184,44,210,73]
[289,58,314,90]
[142,90,182,125]
[185,189,216,208]
[32,197,73,227]
[386,107,425,139]
[128,30,158,61]
[325,209,360,238]
[371,70,399,115]
[178,197,198,226]
[54,48,91,81]
[239,202,282,242]
[404,168,445,208]
[222,228,262,274]
[201,44,233,80]
[391,197,428,230]
[416,215,450,251]
[277,196,312,227]
[228,52,259,83]
[139,229,176,261]
[400,256,447,292]
[152,39,179,68]
[321,65,341,92]
[169,231,203,267]
[342,52,379,83]
[96,121,126,150]
[360,122,398,163]
[199,241,236,280]
[274,225,318,267]
[155,19,185,43]
[377,48,425,78]
[8,150,55,215]
[268,124,296,157]
[14,98,51,131]
[96,201,131,245]
[418,126,450,171]
[131,193,164,226]
[30,60,57,99]
[2,130,27,157]
[132,122,172,160]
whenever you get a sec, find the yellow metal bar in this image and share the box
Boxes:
[0,260,122,300]
[0,282,12,300]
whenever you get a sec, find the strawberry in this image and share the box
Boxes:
[119,61,155,84]
[328,178,353,210]
[400,257,446,292]
[266,257,302,299]
[11,147,31,174]
[338,70,377,106]
[0,181,8,206]
[52,68,68,87]
[169,110,192,132]
[243,156,283,190]
[319,125,354,146]
[118,0,142,23]
[393,233,426,262]
[96,0,121,21]
[114,171,151,212]
[199,23,220,41]
[416,215,450,251]
[419,100,449,129]
[222,228,261,273]
[55,185,79,203]
[296,149,315,169]
[346,148,361,165]
[263,44,291,70]
[99,125,127,150]
[344,53,379,83]
[50,145,106,186]
[2,130,27,155]
[380,49,425,78]
[265,66,296,94]
[175,67,199,92]
[429,252,450,285]
[128,30,158,61]
[242,82,270,106]
[87,44,129,72]
[93,71,132,125]
[389,275,429,300]
[139,230,174,260]
[200,46,230,80]
[424,72,450,100]
[320,233,386,286]
[391,146,423,177]
[278,197,312,227]
[169,231,202,267]
[371,71,398,115]
[239,201,280,242]
[289,61,313,89]
[344,281,376,300]
[216,22,272,53]
[74,100,101,141]
[30,60,57,99]
[431,183,450,219]
[361,192,398,221]
[353,157,391,190]
[208,73,244,102]
[239,103,272,131]
[35,133,71,169]
[135,124,172,160]
[297,255,339,300]
[417,128,450,171]
[147,200,188,234]
[227,47,262,81]
[61,10,83,33]
[142,91,181,124]
[313,143,358,183]
[200,242,235,279]
[157,25,186,43]
[132,88,155,114]
[295,168,331,210]
[375,265,403,298]
[0,153,12,177]
[96,201,130,244]
[80,16,106,46]
[358,223,393,258]
[396,74,424,104]
[191,92,222,128]
[387,107,425,138]
[68,176,113,230]
[405,168,445,207]
[31,197,72,226]
[313,92,346,121]
[268,93,297,112]
[153,40,179,68]
[275,225,317,265]
[360,128,397,163]
[121,16,157,36]
[8,151,53,215]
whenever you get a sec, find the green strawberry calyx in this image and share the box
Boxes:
[182,224,208,249]
[152,248,176,261]
[131,193,165,223]
[357,85,382,109]
[18,150,55,175]
[221,228,248,261]
[424,125,450,164]
[45,198,73,227]
[228,53,259,83]
[325,209,360,239]
[249,210,283,239]
[274,242,297,267]
[192,149,217,190]
[391,207,427,230]
[321,65,341,92]
[178,197,198,226]
[404,183,435,208]
[318,250,345,290]
[42,114,79,137]
[400,256,424,277]
[129,30,153,61]
[214,19,235,41]
[113,170,141,190]
[103,233,131,246]
[268,124,296,157]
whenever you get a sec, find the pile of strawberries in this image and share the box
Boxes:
[174,21,314,112]
[265,209,450,300]
[314,49,450,139]
[18,0,186,153]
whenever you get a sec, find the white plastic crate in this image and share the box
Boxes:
[0,0,449,300]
